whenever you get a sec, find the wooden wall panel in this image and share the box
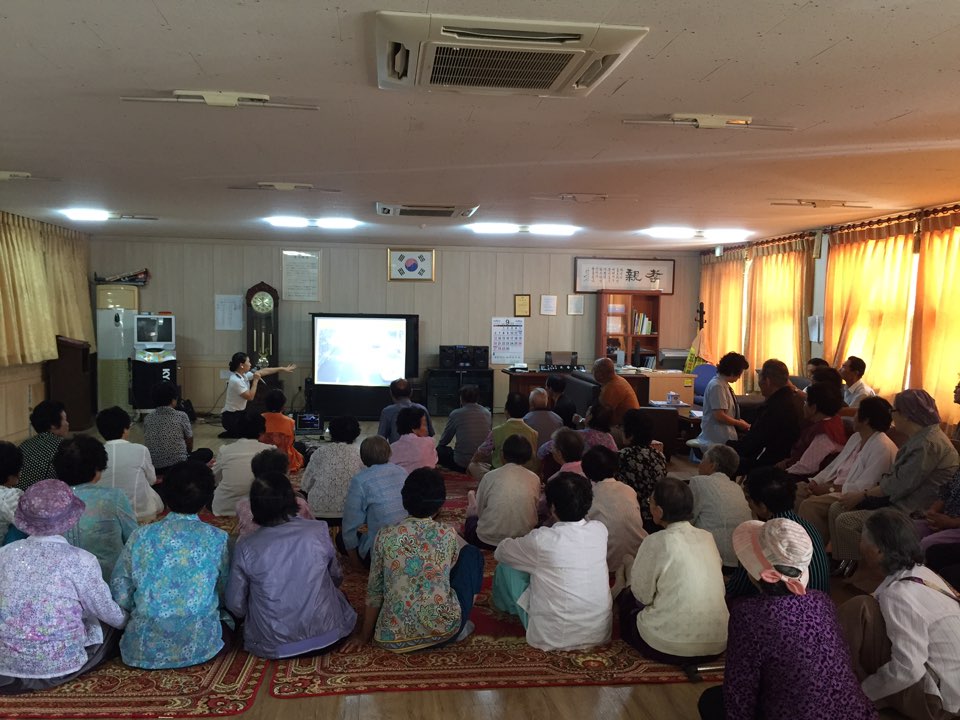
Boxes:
[0,364,45,443]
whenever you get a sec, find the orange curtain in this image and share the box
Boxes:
[912,211,960,430]
[0,212,95,366]
[743,235,814,392]
[823,219,916,398]
[700,248,747,362]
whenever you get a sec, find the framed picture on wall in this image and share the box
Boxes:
[388,249,436,281]
[574,257,675,294]
[513,294,531,317]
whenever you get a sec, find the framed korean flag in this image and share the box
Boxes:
[388,249,436,281]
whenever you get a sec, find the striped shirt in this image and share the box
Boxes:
[726,510,830,599]
[17,432,62,490]
[436,403,492,468]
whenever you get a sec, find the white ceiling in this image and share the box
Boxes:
[3,0,960,251]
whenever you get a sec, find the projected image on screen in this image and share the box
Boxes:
[313,316,407,387]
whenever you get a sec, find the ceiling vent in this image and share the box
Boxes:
[376,202,479,219]
[375,12,648,98]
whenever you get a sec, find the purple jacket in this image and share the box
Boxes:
[225,517,356,658]
[724,591,877,720]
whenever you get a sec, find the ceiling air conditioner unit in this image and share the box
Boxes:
[376,202,479,219]
[375,11,648,98]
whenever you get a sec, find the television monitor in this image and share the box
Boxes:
[309,313,419,419]
[134,314,175,349]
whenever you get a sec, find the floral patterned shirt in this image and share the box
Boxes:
[110,513,230,669]
[65,483,138,581]
[0,536,127,679]
[616,444,667,526]
[367,516,461,652]
[301,442,364,517]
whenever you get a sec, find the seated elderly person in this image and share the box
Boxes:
[493,472,612,652]
[832,390,959,584]
[211,414,275,516]
[96,406,163,522]
[225,472,356,659]
[436,384,492,473]
[734,359,805,475]
[110,462,230,669]
[838,355,877,416]
[377,378,434,443]
[143,381,213,475]
[838,508,960,720]
[260,389,304,472]
[469,393,538,480]
[55,436,138,581]
[914,467,960,555]
[523,388,564,450]
[340,436,408,568]
[235,449,314,539]
[583,446,647,573]
[302,416,365,520]
[797,396,898,546]
[727,467,830,598]
[388,407,438,476]
[619,477,727,665]
[0,480,127,694]
[464,434,541,551]
[698,518,875,720]
[695,352,751,447]
[781,382,848,478]
[343,468,484,653]
[545,374,577,429]
[592,357,640,426]
[689,444,753,570]
[536,404,617,466]
[616,410,667,534]
[17,400,69,490]
[543,426,586,482]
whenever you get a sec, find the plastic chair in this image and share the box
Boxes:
[692,364,718,405]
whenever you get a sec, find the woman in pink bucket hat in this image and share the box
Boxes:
[0,480,127,694]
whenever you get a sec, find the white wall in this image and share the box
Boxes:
[89,236,701,411]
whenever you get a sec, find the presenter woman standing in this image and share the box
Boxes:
[220,352,295,438]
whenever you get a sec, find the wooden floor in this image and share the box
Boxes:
[121,413,715,719]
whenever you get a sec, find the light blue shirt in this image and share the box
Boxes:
[341,463,408,558]
[110,513,230,669]
[65,484,138,581]
[697,375,739,445]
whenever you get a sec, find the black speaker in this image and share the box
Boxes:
[304,377,315,412]
[439,345,456,369]
[472,345,489,369]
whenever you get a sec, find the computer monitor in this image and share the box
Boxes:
[134,314,175,350]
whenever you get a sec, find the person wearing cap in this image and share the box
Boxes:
[838,508,960,720]
[0,480,127,693]
[698,518,876,720]
[832,389,958,585]
[620,477,728,665]
[110,462,230,669]
[343,468,484,653]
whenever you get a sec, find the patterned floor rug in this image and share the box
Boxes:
[271,482,722,698]
[0,641,268,719]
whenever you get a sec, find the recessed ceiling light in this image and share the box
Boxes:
[265,216,310,228]
[528,224,579,236]
[703,228,753,243]
[639,226,697,240]
[314,218,362,230]
[61,208,111,222]
[467,223,520,234]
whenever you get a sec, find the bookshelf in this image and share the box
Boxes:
[595,291,661,366]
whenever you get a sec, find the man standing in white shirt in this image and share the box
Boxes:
[798,396,898,545]
[839,356,876,416]
[839,508,960,720]
[96,407,163,521]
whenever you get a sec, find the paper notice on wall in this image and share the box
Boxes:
[491,317,525,365]
[282,250,321,301]
[215,295,243,331]
[540,294,557,316]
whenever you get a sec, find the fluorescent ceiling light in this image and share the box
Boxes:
[528,224,579,236]
[61,208,111,222]
[265,216,309,228]
[703,228,753,243]
[314,217,362,229]
[639,226,696,240]
[467,223,520,234]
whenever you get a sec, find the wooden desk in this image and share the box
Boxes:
[501,369,696,407]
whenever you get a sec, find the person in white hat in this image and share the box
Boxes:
[698,517,875,720]
[0,480,127,693]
